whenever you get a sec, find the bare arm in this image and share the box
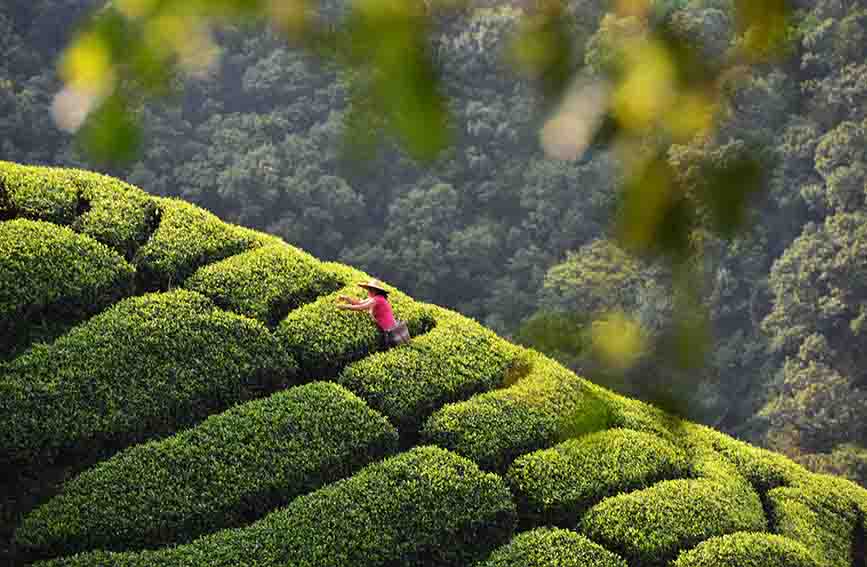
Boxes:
[337,297,374,311]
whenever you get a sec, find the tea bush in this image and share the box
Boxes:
[337,306,520,436]
[579,451,766,567]
[671,533,822,567]
[507,428,691,526]
[0,219,135,359]
[134,198,280,290]
[0,290,294,463]
[16,382,397,555]
[184,244,343,324]
[422,352,602,471]
[36,447,516,567]
[479,528,628,567]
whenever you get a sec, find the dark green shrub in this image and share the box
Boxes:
[37,447,517,567]
[507,428,691,526]
[277,263,436,378]
[0,290,295,463]
[184,244,343,324]
[336,306,520,436]
[479,527,627,567]
[16,382,397,555]
[767,473,867,567]
[422,352,605,471]
[134,197,280,290]
[0,162,158,257]
[671,533,822,567]
[0,219,135,359]
[579,452,766,567]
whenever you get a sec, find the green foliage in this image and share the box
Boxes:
[767,472,867,567]
[480,527,628,567]
[36,447,517,567]
[277,264,436,378]
[579,452,766,567]
[507,428,691,526]
[0,162,158,257]
[0,289,295,463]
[336,306,520,436]
[184,244,344,324]
[421,351,599,471]
[15,382,397,555]
[134,197,281,290]
[671,532,822,567]
[0,219,135,359]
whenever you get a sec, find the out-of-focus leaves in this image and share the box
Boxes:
[698,153,765,238]
[734,0,793,60]
[77,93,142,166]
[590,310,646,371]
[509,0,575,103]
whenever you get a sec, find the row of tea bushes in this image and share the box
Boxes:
[134,198,280,291]
[0,220,135,359]
[480,528,627,567]
[422,351,600,471]
[277,263,436,378]
[578,448,767,567]
[506,428,692,527]
[184,244,344,325]
[672,533,823,567]
[0,161,158,258]
[337,305,521,437]
[0,290,294,464]
[35,447,516,567]
[16,382,398,556]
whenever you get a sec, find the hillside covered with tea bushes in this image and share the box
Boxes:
[1,161,866,567]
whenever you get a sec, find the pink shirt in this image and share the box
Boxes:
[371,295,397,331]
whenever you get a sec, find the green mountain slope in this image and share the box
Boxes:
[1,161,865,567]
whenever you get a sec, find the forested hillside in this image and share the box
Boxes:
[2,0,865,483]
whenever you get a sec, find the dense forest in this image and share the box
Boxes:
[2,0,865,485]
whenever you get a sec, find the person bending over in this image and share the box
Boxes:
[336,278,410,348]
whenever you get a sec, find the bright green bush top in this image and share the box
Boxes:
[0,290,294,463]
[277,264,436,378]
[0,162,158,257]
[479,527,628,567]
[134,197,280,289]
[672,533,823,567]
[37,446,517,567]
[0,219,135,358]
[767,473,867,567]
[16,382,398,555]
[507,428,691,527]
[579,452,766,567]
[184,244,343,324]
[422,351,604,471]
[336,305,521,435]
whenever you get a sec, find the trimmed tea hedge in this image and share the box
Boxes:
[16,382,398,555]
[0,161,79,223]
[278,263,436,378]
[0,162,159,257]
[507,428,691,526]
[672,533,823,567]
[336,306,520,436]
[422,352,605,471]
[0,219,135,359]
[479,528,628,567]
[134,197,280,290]
[0,290,295,463]
[184,244,343,324]
[36,446,517,567]
[767,475,865,567]
[579,451,766,567]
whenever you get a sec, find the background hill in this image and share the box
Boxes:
[1,161,866,567]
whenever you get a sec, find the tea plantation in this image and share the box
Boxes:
[1,160,865,567]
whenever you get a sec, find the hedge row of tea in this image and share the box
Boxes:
[16,382,398,555]
[3,162,867,567]
[35,448,517,567]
